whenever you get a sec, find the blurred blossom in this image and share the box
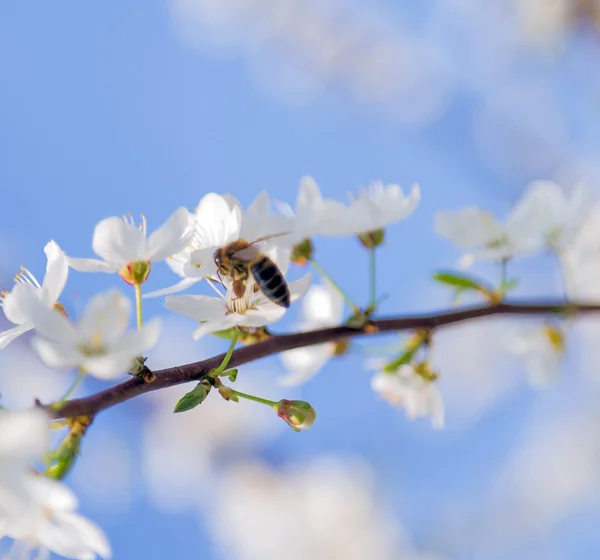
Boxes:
[169,0,455,123]
[279,281,344,386]
[560,203,600,299]
[560,203,600,389]
[433,318,521,426]
[515,0,571,48]
[0,340,74,409]
[207,457,429,560]
[371,365,445,429]
[480,405,600,550]
[504,323,565,389]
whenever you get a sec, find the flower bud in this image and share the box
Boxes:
[119,260,152,285]
[414,361,438,382]
[358,229,385,249]
[291,238,314,266]
[274,399,316,432]
[333,339,350,356]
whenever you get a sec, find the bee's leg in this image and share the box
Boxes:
[232,279,247,299]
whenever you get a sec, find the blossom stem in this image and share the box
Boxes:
[228,389,277,408]
[500,258,508,288]
[212,330,240,376]
[134,283,143,328]
[308,257,359,312]
[553,249,575,300]
[369,247,377,310]
[52,370,86,410]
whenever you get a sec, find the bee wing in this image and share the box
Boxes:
[231,244,262,261]
[248,232,291,245]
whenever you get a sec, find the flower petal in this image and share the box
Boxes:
[67,257,119,274]
[194,193,241,248]
[189,247,218,278]
[301,283,344,326]
[31,337,81,370]
[0,324,31,350]
[143,277,202,299]
[288,273,313,303]
[435,208,502,248]
[240,190,271,241]
[2,282,41,325]
[192,315,238,340]
[110,318,161,355]
[0,409,50,460]
[81,354,133,380]
[51,511,112,559]
[279,344,333,386]
[164,295,226,322]
[146,207,193,262]
[27,303,79,346]
[30,477,78,511]
[41,241,68,305]
[92,216,146,267]
[77,290,130,342]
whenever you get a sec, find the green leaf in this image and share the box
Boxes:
[224,368,238,382]
[173,380,211,413]
[433,271,486,291]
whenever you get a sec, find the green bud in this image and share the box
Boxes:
[119,260,152,285]
[128,355,147,376]
[173,379,212,413]
[291,238,314,266]
[358,229,385,249]
[274,399,316,432]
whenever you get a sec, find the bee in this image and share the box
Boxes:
[213,234,291,308]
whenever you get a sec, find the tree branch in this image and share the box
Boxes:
[53,300,600,419]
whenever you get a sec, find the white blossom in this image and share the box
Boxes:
[0,409,50,521]
[29,290,160,380]
[280,176,420,240]
[345,180,421,234]
[435,181,588,267]
[145,191,293,298]
[371,365,445,428]
[0,410,111,560]
[165,248,311,339]
[208,458,414,560]
[0,241,68,350]
[506,324,565,389]
[279,282,345,386]
[3,477,112,560]
[67,208,193,275]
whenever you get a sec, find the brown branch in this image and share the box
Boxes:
[53,300,600,419]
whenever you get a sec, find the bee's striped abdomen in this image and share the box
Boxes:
[251,256,290,308]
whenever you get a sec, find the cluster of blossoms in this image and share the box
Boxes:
[0,409,110,559]
[0,176,423,558]
[0,174,596,557]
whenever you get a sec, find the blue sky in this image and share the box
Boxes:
[1,1,600,559]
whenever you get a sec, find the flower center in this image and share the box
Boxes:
[78,332,106,357]
[225,280,257,316]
